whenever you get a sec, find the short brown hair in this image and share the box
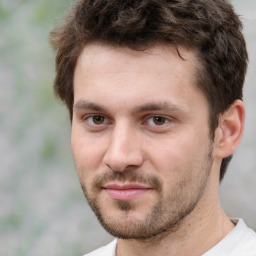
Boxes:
[49,0,248,181]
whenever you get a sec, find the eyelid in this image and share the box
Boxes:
[83,114,111,126]
[144,115,173,126]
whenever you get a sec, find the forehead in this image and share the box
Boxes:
[73,43,206,113]
[75,43,199,77]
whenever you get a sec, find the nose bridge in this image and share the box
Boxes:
[103,120,143,171]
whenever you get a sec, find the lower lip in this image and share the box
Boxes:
[104,188,151,201]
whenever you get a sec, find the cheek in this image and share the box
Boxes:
[72,141,102,193]
[147,130,209,178]
[148,135,193,166]
[71,130,106,179]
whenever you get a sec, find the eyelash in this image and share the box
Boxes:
[85,115,109,125]
[145,116,169,126]
[83,114,172,130]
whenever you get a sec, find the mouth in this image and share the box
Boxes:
[102,183,152,201]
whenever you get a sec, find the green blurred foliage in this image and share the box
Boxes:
[0,1,101,255]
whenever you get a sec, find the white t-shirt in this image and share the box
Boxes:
[83,219,256,256]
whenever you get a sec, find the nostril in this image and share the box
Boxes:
[103,149,144,172]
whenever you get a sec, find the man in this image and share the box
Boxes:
[50,0,256,255]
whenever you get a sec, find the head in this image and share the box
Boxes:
[50,0,248,182]
[50,0,247,241]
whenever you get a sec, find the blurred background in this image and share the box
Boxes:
[0,0,255,255]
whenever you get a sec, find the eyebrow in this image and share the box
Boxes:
[73,100,186,114]
[73,100,105,111]
[132,102,185,114]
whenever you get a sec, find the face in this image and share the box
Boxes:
[72,43,214,240]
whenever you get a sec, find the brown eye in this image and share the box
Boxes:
[93,116,105,124]
[152,116,167,125]
[88,115,106,125]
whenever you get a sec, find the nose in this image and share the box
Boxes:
[103,123,144,172]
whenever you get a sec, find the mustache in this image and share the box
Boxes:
[90,168,162,192]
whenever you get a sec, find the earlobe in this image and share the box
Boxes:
[214,100,245,158]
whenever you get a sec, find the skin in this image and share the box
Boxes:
[71,43,245,256]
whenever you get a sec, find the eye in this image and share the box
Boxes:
[86,115,106,125]
[151,116,167,125]
[147,116,169,126]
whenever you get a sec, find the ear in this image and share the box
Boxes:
[213,100,245,159]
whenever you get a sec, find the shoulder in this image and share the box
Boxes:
[231,219,256,254]
[203,218,256,256]
[83,240,117,256]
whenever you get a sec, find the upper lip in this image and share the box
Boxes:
[103,183,151,190]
